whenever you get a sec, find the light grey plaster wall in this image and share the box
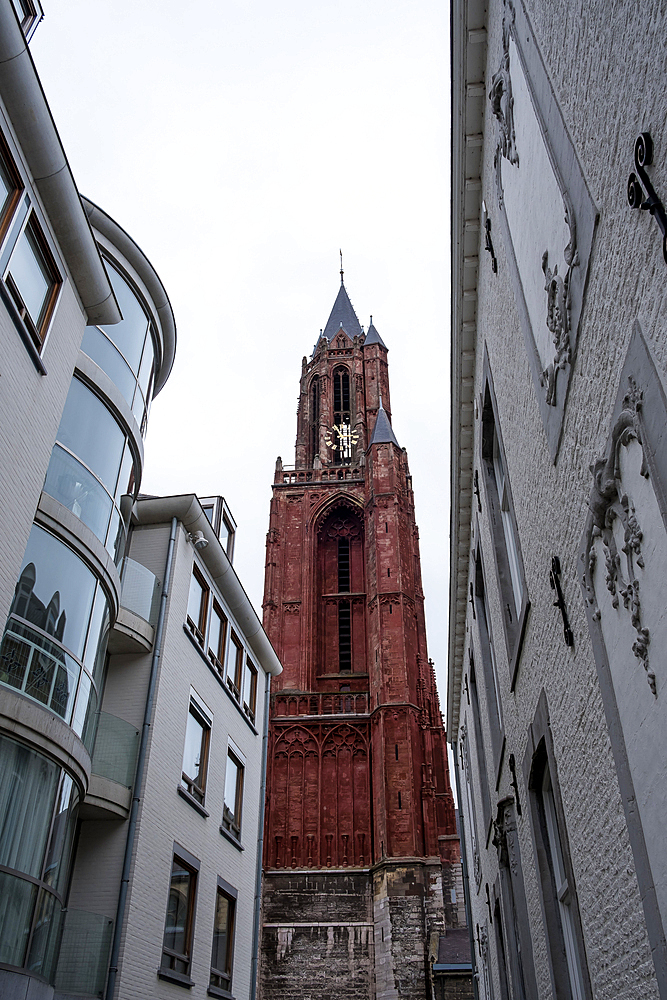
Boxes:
[456,0,667,997]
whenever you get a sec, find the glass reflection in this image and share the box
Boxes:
[100,262,148,371]
[80,326,136,405]
[44,445,113,543]
[8,224,51,327]
[56,379,125,495]
[0,871,35,968]
[10,526,96,660]
[0,737,59,878]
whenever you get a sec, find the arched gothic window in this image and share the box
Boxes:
[332,366,351,465]
[310,377,320,462]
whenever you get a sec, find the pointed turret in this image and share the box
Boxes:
[370,397,399,447]
[363,317,387,349]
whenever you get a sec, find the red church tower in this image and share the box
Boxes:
[259,278,459,999]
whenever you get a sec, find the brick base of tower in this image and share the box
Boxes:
[259,859,454,1000]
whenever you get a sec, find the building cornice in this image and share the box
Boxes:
[447,0,488,742]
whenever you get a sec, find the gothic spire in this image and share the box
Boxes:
[369,396,399,447]
[363,315,388,349]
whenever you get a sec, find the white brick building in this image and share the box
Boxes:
[449,1,667,999]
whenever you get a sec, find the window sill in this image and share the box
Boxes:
[158,968,195,989]
[208,986,235,999]
[183,625,259,735]
[178,785,210,818]
[219,826,244,851]
[0,279,47,375]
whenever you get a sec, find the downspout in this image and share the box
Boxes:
[105,516,178,1000]
[452,742,479,1000]
[250,670,272,1000]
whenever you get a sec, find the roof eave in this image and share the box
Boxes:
[447,0,488,743]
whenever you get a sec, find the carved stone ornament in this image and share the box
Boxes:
[583,377,655,694]
[326,516,362,541]
[492,800,519,878]
[283,602,301,615]
[539,195,580,406]
[489,2,519,167]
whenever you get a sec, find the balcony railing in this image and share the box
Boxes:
[91,711,140,788]
[274,691,369,717]
[276,465,364,485]
[55,909,114,996]
[120,557,161,625]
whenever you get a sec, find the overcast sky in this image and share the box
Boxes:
[31,0,452,702]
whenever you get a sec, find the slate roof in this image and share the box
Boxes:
[363,319,387,349]
[369,400,399,447]
[322,281,363,341]
[434,929,473,969]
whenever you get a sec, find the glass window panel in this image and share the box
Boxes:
[210,889,234,986]
[0,153,13,220]
[100,263,148,373]
[84,585,110,683]
[7,222,51,327]
[182,710,205,789]
[0,871,36,968]
[0,735,59,877]
[26,886,58,978]
[163,859,195,969]
[106,504,126,565]
[11,526,96,660]
[43,774,79,896]
[137,335,155,400]
[56,379,125,496]
[223,753,243,838]
[115,440,136,503]
[80,326,136,406]
[208,603,227,666]
[186,571,207,638]
[44,446,113,544]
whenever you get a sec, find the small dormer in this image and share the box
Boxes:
[199,496,237,561]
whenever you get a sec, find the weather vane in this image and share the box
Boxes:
[340,248,344,284]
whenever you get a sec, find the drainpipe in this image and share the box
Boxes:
[105,516,178,1000]
[250,670,272,1000]
[452,741,479,1000]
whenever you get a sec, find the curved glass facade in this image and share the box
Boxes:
[0,525,109,751]
[80,260,155,435]
[0,735,79,982]
[43,377,137,564]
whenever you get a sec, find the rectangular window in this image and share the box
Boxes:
[208,600,228,675]
[226,631,243,701]
[4,212,61,349]
[186,565,209,646]
[525,695,591,1000]
[338,600,351,672]
[160,848,199,985]
[242,657,257,723]
[180,698,211,805]
[480,358,529,686]
[222,747,244,841]
[209,879,237,996]
[475,545,505,780]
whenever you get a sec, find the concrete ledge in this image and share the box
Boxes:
[81,773,131,820]
[0,686,90,792]
[107,606,154,654]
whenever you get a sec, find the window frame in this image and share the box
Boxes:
[159,844,200,987]
[523,692,592,1000]
[242,656,257,724]
[186,564,209,647]
[207,599,228,676]
[221,745,244,843]
[209,877,237,998]
[474,540,505,784]
[226,631,243,702]
[0,130,24,248]
[480,354,530,688]
[180,696,212,807]
[3,208,61,351]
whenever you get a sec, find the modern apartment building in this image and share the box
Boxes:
[450,1,667,998]
[0,4,281,998]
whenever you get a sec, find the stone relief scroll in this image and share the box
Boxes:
[579,325,667,943]
[489,0,597,459]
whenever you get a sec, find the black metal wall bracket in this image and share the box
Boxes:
[508,753,522,816]
[484,217,498,273]
[549,555,574,647]
[628,132,667,265]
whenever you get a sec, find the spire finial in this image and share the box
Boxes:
[370,315,373,325]
[379,392,383,409]
[339,248,344,284]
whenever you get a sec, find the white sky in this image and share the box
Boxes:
[31,0,452,705]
